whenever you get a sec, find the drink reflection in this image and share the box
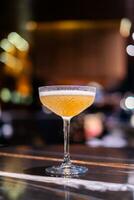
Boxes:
[2,158,26,200]
[64,181,70,200]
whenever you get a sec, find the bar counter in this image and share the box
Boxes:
[0,144,134,200]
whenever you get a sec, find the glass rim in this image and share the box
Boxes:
[38,85,96,92]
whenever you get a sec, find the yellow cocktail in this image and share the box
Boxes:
[40,90,95,118]
[39,85,96,176]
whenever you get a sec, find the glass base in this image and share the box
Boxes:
[46,164,88,177]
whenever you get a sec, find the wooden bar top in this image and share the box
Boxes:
[0,144,134,200]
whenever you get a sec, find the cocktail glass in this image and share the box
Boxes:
[39,85,96,176]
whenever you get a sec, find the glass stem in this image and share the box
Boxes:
[63,117,71,166]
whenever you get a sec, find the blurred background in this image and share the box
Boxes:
[0,0,134,147]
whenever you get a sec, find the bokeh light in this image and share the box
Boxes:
[132,33,134,40]
[126,45,134,56]
[0,39,15,53]
[125,96,134,110]
[2,124,13,139]
[120,18,131,37]
[0,88,12,102]
[11,92,21,104]
[130,114,134,127]
[8,32,29,51]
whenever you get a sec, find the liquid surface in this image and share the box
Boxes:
[40,90,95,117]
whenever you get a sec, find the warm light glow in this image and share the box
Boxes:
[84,114,103,138]
[25,21,37,31]
[0,39,15,53]
[125,96,134,110]
[0,52,23,73]
[120,18,131,37]
[8,32,29,51]
[55,21,91,30]
[126,45,134,56]
[26,20,121,31]
[17,84,30,96]
[17,77,32,97]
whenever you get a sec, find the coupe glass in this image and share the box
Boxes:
[39,85,96,176]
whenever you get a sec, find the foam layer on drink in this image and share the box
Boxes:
[40,90,95,97]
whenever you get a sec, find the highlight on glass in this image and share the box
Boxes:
[39,85,96,176]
